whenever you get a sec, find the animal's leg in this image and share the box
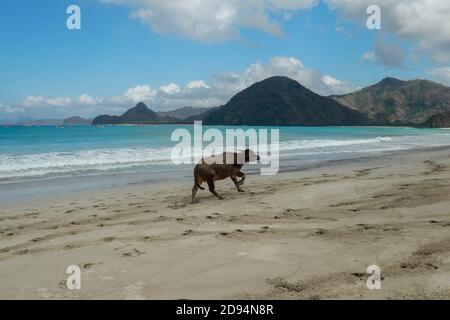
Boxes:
[196,176,205,190]
[192,172,204,204]
[236,171,246,186]
[231,176,244,192]
[206,179,224,200]
[192,184,199,203]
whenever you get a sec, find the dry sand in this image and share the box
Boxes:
[1,147,450,300]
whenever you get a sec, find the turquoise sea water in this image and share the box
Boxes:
[1,125,449,184]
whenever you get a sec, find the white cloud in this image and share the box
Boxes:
[212,56,354,97]
[22,96,45,108]
[362,35,405,69]
[427,67,450,85]
[160,83,181,94]
[22,96,71,108]
[2,56,354,120]
[0,102,24,114]
[154,80,220,109]
[152,56,354,111]
[186,80,210,89]
[78,94,104,106]
[362,51,376,62]
[267,0,319,11]
[97,0,450,66]
[325,0,450,63]
[46,97,72,107]
[100,0,450,62]
[122,84,156,102]
[322,74,343,86]
[100,0,319,41]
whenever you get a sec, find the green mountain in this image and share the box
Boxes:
[63,116,92,126]
[332,77,450,125]
[202,76,369,126]
[12,119,63,126]
[421,111,450,128]
[185,107,221,122]
[158,107,215,120]
[92,102,179,125]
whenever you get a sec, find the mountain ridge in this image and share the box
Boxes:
[202,76,369,126]
[85,76,450,127]
[332,77,450,125]
[63,116,92,126]
[421,111,450,128]
[92,102,180,125]
[158,107,215,120]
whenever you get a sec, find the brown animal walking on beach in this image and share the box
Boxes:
[192,149,260,203]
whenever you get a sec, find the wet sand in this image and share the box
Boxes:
[1,147,450,299]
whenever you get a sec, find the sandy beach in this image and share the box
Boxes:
[1,147,450,300]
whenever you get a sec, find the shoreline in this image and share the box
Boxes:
[1,123,449,128]
[2,144,450,210]
[2,125,450,206]
[0,146,450,299]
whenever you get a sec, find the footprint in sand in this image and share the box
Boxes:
[182,230,195,236]
[153,215,170,222]
[30,236,47,242]
[25,212,40,217]
[103,236,116,242]
[168,202,187,209]
[127,220,144,226]
[121,248,145,257]
[58,280,67,289]
[257,227,270,234]
[83,262,103,269]
[350,272,366,279]
[429,220,450,227]
[313,228,329,236]
[128,203,144,207]
[141,235,156,241]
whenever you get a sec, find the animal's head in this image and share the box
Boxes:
[244,149,260,163]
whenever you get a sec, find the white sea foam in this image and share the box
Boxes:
[0,134,448,180]
[0,147,174,179]
[278,137,393,151]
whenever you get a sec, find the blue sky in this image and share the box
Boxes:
[1,0,449,120]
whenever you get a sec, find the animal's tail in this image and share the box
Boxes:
[196,181,205,190]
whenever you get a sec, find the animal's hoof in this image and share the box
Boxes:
[238,189,245,192]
